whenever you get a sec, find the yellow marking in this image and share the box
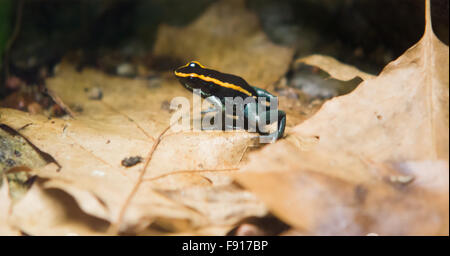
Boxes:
[180,60,205,69]
[174,71,253,96]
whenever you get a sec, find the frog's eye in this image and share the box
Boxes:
[188,61,204,68]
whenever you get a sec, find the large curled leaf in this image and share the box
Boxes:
[292,8,449,161]
[234,0,449,235]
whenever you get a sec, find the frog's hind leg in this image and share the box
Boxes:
[243,103,284,142]
[274,110,286,140]
[251,86,277,101]
[260,109,286,142]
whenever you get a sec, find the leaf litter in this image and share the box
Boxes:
[0,0,447,236]
[0,0,295,235]
[234,0,448,235]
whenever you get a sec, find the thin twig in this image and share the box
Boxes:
[46,89,77,118]
[107,123,174,235]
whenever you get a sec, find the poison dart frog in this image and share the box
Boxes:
[174,61,286,142]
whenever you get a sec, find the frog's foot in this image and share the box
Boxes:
[273,110,286,140]
[266,110,286,141]
[201,125,220,131]
[201,114,245,132]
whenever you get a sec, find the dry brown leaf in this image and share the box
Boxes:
[0,61,266,233]
[234,0,449,235]
[153,0,294,89]
[0,178,20,235]
[236,143,449,235]
[292,2,449,161]
[9,180,110,236]
[145,170,267,228]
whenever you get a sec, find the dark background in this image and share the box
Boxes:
[0,0,448,98]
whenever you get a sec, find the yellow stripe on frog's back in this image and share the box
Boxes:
[174,71,253,97]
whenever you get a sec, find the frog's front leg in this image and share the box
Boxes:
[244,102,286,142]
[201,96,225,131]
[203,96,244,131]
[202,96,223,114]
